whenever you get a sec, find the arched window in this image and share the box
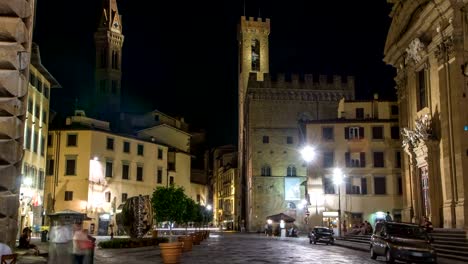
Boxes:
[261,165,271,176]
[287,165,296,177]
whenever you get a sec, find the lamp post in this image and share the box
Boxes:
[333,168,344,237]
[300,145,315,224]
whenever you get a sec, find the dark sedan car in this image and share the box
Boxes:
[370,221,437,263]
[309,226,335,245]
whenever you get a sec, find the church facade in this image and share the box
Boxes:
[384,0,468,229]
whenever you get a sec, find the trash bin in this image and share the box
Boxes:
[41,230,48,242]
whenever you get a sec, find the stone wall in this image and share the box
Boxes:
[0,0,35,246]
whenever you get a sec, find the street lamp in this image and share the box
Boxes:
[333,168,344,237]
[300,145,315,225]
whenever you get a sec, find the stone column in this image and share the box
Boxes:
[0,0,35,246]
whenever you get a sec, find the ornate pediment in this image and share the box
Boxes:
[401,114,433,149]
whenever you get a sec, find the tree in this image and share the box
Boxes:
[181,197,197,234]
[151,185,186,238]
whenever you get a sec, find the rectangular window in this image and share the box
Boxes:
[35,105,40,119]
[361,178,368,195]
[42,111,47,124]
[345,152,362,168]
[46,159,54,176]
[29,73,37,87]
[154,115,159,122]
[391,105,399,115]
[251,39,260,71]
[137,144,144,156]
[47,134,52,147]
[417,69,427,110]
[391,126,400,139]
[105,191,111,203]
[158,148,163,159]
[323,152,334,168]
[322,127,334,141]
[157,168,163,184]
[105,161,113,177]
[64,191,73,201]
[397,175,403,195]
[106,138,114,150]
[169,176,174,185]
[360,152,366,168]
[28,99,33,114]
[65,158,76,175]
[32,132,38,153]
[38,170,45,190]
[372,126,384,140]
[374,176,386,194]
[197,194,201,203]
[262,136,269,144]
[395,151,401,168]
[123,141,130,153]
[373,152,384,167]
[25,128,31,150]
[286,136,293,144]
[67,134,77,146]
[136,166,143,181]
[345,127,364,140]
[44,85,50,99]
[356,108,364,119]
[37,78,43,93]
[122,164,129,180]
[40,136,45,156]
[324,177,335,194]
[122,193,128,203]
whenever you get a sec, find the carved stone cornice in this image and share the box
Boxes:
[248,89,353,102]
[434,35,454,64]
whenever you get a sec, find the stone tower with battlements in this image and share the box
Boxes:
[237,17,355,232]
[238,16,270,229]
[92,0,124,122]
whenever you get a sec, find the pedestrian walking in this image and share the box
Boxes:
[48,219,73,264]
[385,211,393,222]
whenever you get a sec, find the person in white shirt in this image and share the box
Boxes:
[0,242,13,261]
[48,220,73,264]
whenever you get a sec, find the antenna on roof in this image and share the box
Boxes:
[243,0,246,16]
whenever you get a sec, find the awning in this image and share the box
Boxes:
[266,213,295,223]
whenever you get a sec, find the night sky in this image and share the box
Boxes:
[33,0,396,147]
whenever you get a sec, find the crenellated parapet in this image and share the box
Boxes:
[240,16,270,34]
[247,72,355,92]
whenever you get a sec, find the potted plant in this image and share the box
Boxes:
[151,185,187,263]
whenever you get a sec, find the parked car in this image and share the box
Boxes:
[370,221,437,263]
[309,226,334,245]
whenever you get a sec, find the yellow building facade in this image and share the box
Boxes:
[304,98,403,232]
[20,44,61,233]
[384,0,468,228]
[45,113,168,235]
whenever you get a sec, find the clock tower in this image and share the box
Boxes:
[93,0,124,121]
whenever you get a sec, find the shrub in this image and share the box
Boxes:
[98,237,168,249]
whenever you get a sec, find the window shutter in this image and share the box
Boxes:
[360,152,366,167]
[344,127,349,139]
[359,127,364,139]
[345,152,350,167]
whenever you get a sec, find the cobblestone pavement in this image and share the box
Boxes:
[95,232,382,264]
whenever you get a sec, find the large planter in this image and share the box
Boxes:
[178,235,193,252]
[190,233,200,245]
[159,241,183,264]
